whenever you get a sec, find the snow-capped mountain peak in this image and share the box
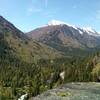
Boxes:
[47,20,100,36]
[48,20,66,26]
[48,20,78,29]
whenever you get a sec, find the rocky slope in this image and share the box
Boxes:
[28,20,100,56]
[30,82,100,100]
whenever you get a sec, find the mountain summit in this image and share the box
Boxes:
[48,20,66,26]
[47,20,99,36]
[28,21,100,56]
[47,20,77,29]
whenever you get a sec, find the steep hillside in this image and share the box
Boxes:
[0,16,62,99]
[0,16,62,63]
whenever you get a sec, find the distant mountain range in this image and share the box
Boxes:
[27,20,100,56]
[1,16,100,59]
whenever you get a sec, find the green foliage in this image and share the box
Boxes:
[57,92,71,97]
[0,50,100,99]
[1,16,100,100]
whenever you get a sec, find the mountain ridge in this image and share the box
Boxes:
[27,21,100,56]
[46,20,100,36]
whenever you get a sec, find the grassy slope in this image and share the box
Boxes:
[0,16,62,63]
[5,33,62,63]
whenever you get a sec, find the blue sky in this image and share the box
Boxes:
[0,0,100,32]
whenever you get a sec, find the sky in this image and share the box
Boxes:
[0,0,100,32]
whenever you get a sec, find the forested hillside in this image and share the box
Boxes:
[1,52,100,99]
[0,16,62,99]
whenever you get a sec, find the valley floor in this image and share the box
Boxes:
[30,82,100,100]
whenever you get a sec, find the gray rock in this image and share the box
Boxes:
[30,82,100,100]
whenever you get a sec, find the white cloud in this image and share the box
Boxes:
[27,7,42,15]
[44,12,55,18]
[0,8,8,15]
[28,8,33,13]
[96,10,100,20]
[73,5,77,9]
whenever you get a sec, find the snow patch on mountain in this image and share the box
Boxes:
[47,20,100,37]
[78,30,83,35]
[48,20,78,29]
[83,27,95,33]
[48,20,66,26]
[82,27,100,36]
